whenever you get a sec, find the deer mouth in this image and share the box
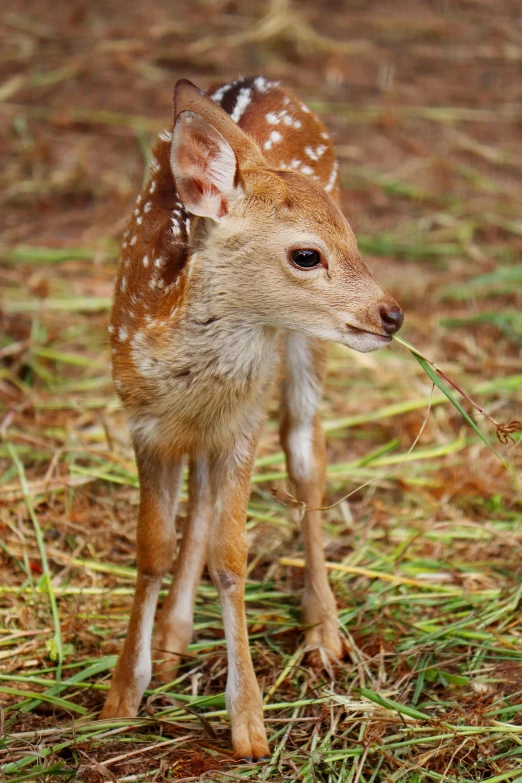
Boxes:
[347,326,392,343]
[343,325,393,353]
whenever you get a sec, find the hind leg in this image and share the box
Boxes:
[280,333,343,663]
[153,457,212,681]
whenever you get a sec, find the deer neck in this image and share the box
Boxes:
[180,246,279,384]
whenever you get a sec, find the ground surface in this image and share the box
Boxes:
[1,1,522,781]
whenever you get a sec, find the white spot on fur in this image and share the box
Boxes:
[107,324,114,334]
[211,79,238,104]
[150,156,159,173]
[230,87,252,123]
[137,216,143,225]
[154,256,164,268]
[254,76,268,92]
[149,180,157,194]
[325,160,339,193]
[320,131,329,140]
[171,219,181,236]
[130,235,137,246]
[120,276,127,292]
[143,254,149,267]
[265,108,301,130]
[136,194,142,204]
[122,241,127,249]
[301,102,311,113]
[264,129,282,151]
[254,76,279,93]
[300,164,314,176]
[118,325,128,341]
[211,85,227,103]
[305,144,327,162]
[144,201,152,213]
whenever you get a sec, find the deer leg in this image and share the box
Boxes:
[153,457,212,682]
[280,334,343,664]
[100,449,183,718]
[206,443,270,761]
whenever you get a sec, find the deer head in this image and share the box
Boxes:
[170,79,403,352]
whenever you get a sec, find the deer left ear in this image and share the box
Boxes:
[170,110,243,221]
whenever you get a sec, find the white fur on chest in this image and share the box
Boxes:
[127,314,278,454]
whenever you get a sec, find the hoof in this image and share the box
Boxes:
[99,690,141,720]
[231,710,269,762]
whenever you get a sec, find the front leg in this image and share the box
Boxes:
[280,334,343,664]
[100,449,183,718]
[206,441,270,762]
[153,457,212,681]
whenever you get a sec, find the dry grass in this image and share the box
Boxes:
[1,1,522,781]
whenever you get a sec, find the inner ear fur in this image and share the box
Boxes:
[171,110,242,220]
[173,79,266,171]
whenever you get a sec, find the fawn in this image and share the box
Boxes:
[100,76,403,760]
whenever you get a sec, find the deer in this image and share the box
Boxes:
[100,76,403,761]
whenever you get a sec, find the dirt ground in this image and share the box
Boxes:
[1,1,522,781]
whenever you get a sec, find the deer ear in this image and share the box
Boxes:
[170,110,242,221]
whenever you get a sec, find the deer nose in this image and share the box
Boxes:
[380,305,404,335]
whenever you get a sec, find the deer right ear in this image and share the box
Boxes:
[170,111,243,221]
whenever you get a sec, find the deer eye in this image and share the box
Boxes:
[290,249,321,269]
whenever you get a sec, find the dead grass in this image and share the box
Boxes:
[1,1,521,781]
